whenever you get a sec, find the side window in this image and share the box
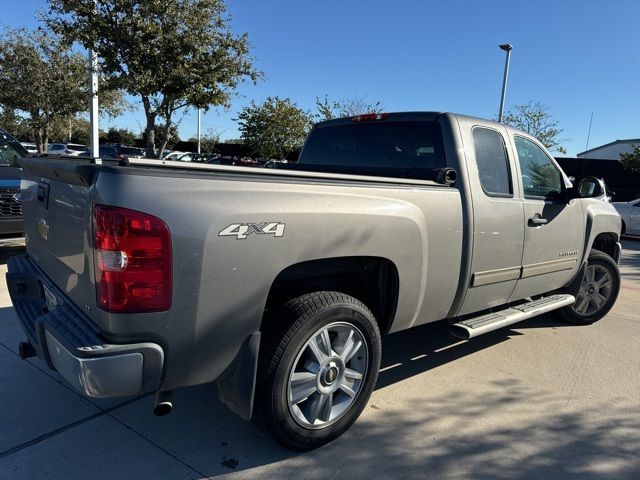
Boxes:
[514,136,562,198]
[472,127,512,196]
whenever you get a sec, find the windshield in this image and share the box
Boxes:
[0,140,28,167]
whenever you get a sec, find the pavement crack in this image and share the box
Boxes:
[106,412,208,479]
[0,394,149,460]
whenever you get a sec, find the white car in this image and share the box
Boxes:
[162,151,188,161]
[46,143,87,156]
[20,142,38,154]
[613,198,640,236]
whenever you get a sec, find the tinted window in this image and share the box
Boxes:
[100,147,118,157]
[514,136,562,198]
[298,121,446,180]
[0,140,27,167]
[473,127,511,195]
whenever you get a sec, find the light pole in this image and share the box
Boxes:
[197,109,201,154]
[497,43,512,123]
[89,49,99,159]
[89,0,99,160]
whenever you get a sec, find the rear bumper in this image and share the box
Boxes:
[6,254,164,398]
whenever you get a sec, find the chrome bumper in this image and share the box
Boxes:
[7,254,164,398]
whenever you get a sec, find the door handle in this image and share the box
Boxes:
[528,216,548,226]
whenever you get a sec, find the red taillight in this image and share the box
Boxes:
[93,204,172,313]
[351,112,390,122]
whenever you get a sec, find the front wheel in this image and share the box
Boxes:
[256,292,381,450]
[557,249,620,325]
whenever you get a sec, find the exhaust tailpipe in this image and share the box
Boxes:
[153,390,173,416]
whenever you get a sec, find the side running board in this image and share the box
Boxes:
[450,294,575,340]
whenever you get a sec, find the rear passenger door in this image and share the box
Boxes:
[458,125,525,315]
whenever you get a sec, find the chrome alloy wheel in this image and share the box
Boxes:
[572,264,613,316]
[287,322,368,429]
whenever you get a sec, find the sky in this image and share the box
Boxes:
[2,0,639,155]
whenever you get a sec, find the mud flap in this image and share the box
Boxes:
[215,332,260,421]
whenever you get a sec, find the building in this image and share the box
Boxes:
[577,138,640,160]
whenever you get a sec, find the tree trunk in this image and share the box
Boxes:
[42,122,50,155]
[157,112,173,159]
[142,97,157,158]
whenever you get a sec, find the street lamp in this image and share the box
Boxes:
[497,43,512,123]
[197,108,201,154]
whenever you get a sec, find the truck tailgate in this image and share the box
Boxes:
[19,158,97,312]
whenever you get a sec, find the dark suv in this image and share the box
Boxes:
[0,129,27,238]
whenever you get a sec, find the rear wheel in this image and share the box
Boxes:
[557,249,620,325]
[256,291,381,450]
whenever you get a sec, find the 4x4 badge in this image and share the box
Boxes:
[219,222,285,240]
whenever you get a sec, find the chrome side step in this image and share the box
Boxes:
[450,294,575,340]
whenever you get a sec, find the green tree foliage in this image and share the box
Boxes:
[104,127,137,145]
[47,0,260,158]
[237,96,312,159]
[187,129,221,154]
[619,145,640,173]
[153,123,181,150]
[0,28,124,152]
[502,101,567,154]
[315,95,383,121]
[49,115,92,144]
[0,107,31,140]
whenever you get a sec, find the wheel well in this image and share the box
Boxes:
[262,256,399,335]
[592,232,618,259]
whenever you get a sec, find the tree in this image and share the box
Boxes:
[187,129,221,154]
[0,107,31,140]
[152,123,180,151]
[50,115,92,144]
[620,145,640,173]
[501,101,567,154]
[47,0,260,158]
[237,96,313,159]
[104,127,137,145]
[0,28,124,152]
[315,95,383,121]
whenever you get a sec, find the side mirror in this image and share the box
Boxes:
[577,176,604,199]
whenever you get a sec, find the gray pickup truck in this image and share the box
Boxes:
[7,112,621,450]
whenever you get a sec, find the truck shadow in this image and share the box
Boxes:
[3,307,638,478]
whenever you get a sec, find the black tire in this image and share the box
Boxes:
[256,291,381,451]
[557,249,620,325]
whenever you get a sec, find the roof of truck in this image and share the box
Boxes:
[315,111,444,128]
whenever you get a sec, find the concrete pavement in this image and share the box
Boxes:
[1,240,639,479]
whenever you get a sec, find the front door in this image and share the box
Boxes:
[509,135,584,301]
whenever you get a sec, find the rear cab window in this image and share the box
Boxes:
[472,127,512,196]
[298,120,446,180]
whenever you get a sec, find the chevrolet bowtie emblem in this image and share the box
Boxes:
[38,218,49,240]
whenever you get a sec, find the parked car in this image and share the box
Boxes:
[613,198,640,235]
[46,143,88,156]
[81,144,144,159]
[8,112,622,451]
[20,142,38,155]
[0,129,27,238]
[163,151,188,161]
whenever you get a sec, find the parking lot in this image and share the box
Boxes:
[0,239,638,479]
